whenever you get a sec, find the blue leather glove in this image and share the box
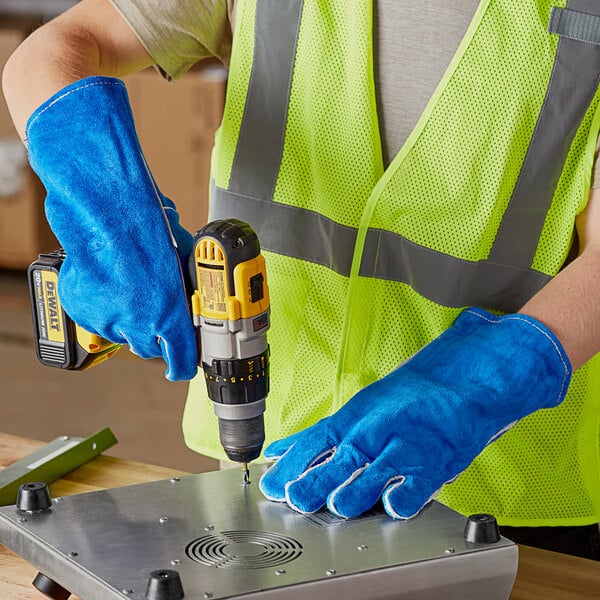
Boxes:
[259,308,572,519]
[26,76,197,380]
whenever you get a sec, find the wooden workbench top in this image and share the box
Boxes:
[0,432,599,599]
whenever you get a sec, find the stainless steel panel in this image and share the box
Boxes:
[0,465,517,599]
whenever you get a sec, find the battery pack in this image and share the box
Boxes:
[27,250,120,370]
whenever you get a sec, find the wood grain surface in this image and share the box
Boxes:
[0,432,599,599]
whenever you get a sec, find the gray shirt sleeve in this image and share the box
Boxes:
[108,0,235,80]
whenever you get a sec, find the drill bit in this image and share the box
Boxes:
[242,462,251,485]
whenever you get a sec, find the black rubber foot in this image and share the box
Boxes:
[145,569,185,599]
[32,573,71,600]
[464,513,501,544]
[17,482,52,512]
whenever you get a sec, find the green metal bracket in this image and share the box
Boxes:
[0,427,117,506]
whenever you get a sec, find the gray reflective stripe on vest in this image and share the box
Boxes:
[489,0,600,269]
[361,228,551,312]
[212,183,551,312]
[216,0,596,312]
[228,0,304,201]
[211,183,357,275]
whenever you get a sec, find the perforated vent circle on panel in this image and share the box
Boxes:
[274,0,381,228]
[186,530,302,569]
[372,3,557,262]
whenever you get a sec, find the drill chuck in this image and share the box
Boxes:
[216,412,265,463]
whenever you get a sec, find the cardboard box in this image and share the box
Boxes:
[0,28,56,269]
[125,63,227,234]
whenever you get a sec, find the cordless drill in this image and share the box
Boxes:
[28,221,270,482]
[189,219,270,483]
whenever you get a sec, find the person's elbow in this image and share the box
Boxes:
[2,21,104,139]
[2,0,152,139]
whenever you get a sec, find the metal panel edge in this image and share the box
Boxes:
[241,544,519,600]
[0,512,122,600]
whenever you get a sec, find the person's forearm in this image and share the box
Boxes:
[1,0,152,141]
[519,243,600,370]
[519,188,600,371]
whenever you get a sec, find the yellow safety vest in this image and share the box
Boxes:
[184,0,600,526]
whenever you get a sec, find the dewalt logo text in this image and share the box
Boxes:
[39,270,65,343]
[45,280,61,333]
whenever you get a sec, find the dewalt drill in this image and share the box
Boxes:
[189,219,270,483]
[28,220,270,482]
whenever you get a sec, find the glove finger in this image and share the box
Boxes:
[263,429,308,460]
[264,418,335,460]
[159,326,198,381]
[326,455,405,519]
[259,425,333,502]
[285,443,369,514]
[382,471,439,520]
